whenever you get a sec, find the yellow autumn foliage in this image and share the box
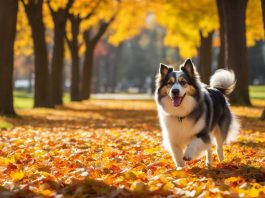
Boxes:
[14,0,265,58]
[10,170,25,182]
[246,0,265,46]
[153,0,218,58]
[15,2,33,56]
[154,0,264,58]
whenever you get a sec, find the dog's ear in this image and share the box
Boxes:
[159,63,173,78]
[180,59,195,77]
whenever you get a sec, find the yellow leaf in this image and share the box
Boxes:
[130,181,146,192]
[162,182,175,191]
[11,170,25,182]
[0,156,16,166]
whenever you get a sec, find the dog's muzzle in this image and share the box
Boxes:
[171,93,186,107]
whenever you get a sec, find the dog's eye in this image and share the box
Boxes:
[179,80,187,86]
[167,81,174,86]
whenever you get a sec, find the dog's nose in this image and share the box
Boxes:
[172,89,179,95]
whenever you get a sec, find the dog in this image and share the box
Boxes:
[155,59,240,167]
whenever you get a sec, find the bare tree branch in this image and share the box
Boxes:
[46,0,56,20]
[80,0,102,20]
[91,12,117,44]
[65,33,72,49]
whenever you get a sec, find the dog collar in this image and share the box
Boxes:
[177,116,185,122]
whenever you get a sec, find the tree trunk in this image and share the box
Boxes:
[67,17,81,101]
[81,43,95,100]
[51,22,65,105]
[222,0,251,105]
[198,31,213,84]
[260,108,265,120]
[110,43,123,93]
[48,0,73,106]
[80,16,116,100]
[23,0,50,107]
[0,0,17,115]
[216,0,226,69]
[261,0,265,35]
[260,0,265,120]
[70,45,80,101]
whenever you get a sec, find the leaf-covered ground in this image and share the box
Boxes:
[0,99,265,197]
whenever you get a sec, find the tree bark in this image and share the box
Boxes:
[23,0,50,107]
[260,0,265,120]
[198,31,213,84]
[81,19,115,100]
[216,0,226,69]
[66,16,81,101]
[110,43,123,93]
[0,0,18,115]
[48,0,73,106]
[261,108,265,120]
[66,1,101,101]
[51,22,65,105]
[261,0,265,35]
[222,0,251,105]
[81,38,95,100]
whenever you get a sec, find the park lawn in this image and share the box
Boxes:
[13,86,265,109]
[0,120,13,130]
[14,91,70,109]
[0,99,264,197]
[14,91,33,109]
[249,85,265,100]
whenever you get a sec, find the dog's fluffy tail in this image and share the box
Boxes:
[210,69,236,95]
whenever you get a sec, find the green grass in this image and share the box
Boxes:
[0,120,13,129]
[12,86,265,110]
[14,91,33,109]
[14,91,70,109]
[249,86,265,100]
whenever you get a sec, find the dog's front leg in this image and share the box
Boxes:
[169,142,185,167]
[183,137,211,161]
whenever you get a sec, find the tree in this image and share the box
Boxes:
[79,0,150,99]
[198,31,213,84]
[48,0,74,106]
[22,0,50,107]
[108,42,124,92]
[216,0,226,69]
[220,0,250,105]
[81,17,116,99]
[261,0,265,30]
[154,0,218,82]
[65,0,101,101]
[260,0,265,120]
[217,0,264,71]
[261,108,265,121]
[66,15,82,101]
[0,0,18,115]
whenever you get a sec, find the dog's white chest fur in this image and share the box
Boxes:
[159,112,205,150]
[157,96,205,151]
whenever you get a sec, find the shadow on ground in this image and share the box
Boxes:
[3,105,159,131]
[0,178,171,198]
[189,163,265,183]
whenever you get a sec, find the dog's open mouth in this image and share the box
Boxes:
[172,94,186,107]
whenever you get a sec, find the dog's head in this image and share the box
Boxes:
[156,59,201,116]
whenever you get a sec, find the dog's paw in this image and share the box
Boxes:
[183,148,195,161]
[176,166,184,170]
[183,156,192,161]
[177,161,185,168]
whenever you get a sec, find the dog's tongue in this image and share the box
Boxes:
[173,97,182,107]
